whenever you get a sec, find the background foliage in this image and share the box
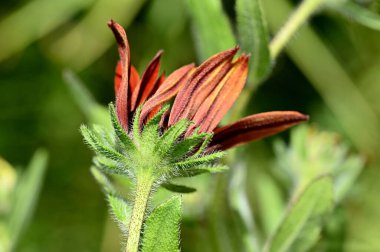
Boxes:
[1,0,380,251]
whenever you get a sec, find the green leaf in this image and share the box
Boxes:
[185,0,236,61]
[107,194,132,228]
[236,0,271,85]
[8,149,48,249]
[162,183,196,193]
[332,1,380,31]
[141,196,181,252]
[264,175,333,252]
[90,166,116,194]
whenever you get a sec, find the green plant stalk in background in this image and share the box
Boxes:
[270,0,328,59]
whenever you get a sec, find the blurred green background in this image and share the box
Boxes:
[1,0,380,251]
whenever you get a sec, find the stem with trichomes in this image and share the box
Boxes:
[126,173,154,252]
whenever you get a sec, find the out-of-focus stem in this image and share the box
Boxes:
[270,0,326,59]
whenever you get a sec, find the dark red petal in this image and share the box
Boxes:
[188,55,249,135]
[130,50,163,112]
[168,47,239,126]
[140,64,195,123]
[108,20,130,131]
[207,111,309,151]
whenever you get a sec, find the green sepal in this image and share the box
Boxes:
[141,196,181,252]
[156,119,191,157]
[80,125,125,162]
[90,166,116,194]
[141,104,170,146]
[175,165,229,178]
[132,106,143,145]
[174,151,224,169]
[162,183,196,193]
[109,103,135,151]
[169,132,209,161]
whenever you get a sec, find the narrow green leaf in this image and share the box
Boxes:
[141,196,181,252]
[185,0,236,60]
[90,166,116,194]
[8,149,48,248]
[264,175,333,252]
[162,183,196,193]
[236,0,271,85]
[93,156,133,177]
[63,70,109,126]
[332,1,380,31]
[107,194,132,228]
[109,103,136,151]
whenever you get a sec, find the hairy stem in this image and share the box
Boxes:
[126,174,153,252]
[270,0,326,59]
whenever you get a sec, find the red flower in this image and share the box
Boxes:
[108,20,308,151]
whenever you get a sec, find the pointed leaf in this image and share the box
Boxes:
[141,196,181,252]
[264,175,333,252]
[90,166,116,194]
[8,149,48,247]
[107,194,132,228]
[236,0,271,85]
[162,183,196,193]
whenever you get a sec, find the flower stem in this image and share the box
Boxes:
[269,0,326,59]
[126,175,153,252]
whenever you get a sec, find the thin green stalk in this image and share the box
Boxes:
[270,0,326,59]
[126,175,154,252]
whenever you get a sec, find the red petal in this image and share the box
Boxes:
[129,65,140,97]
[108,20,130,131]
[140,64,194,123]
[207,111,309,151]
[168,47,239,126]
[130,50,163,112]
[114,61,122,94]
[188,55,249,135]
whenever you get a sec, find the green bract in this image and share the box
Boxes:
[81,103,225,187]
